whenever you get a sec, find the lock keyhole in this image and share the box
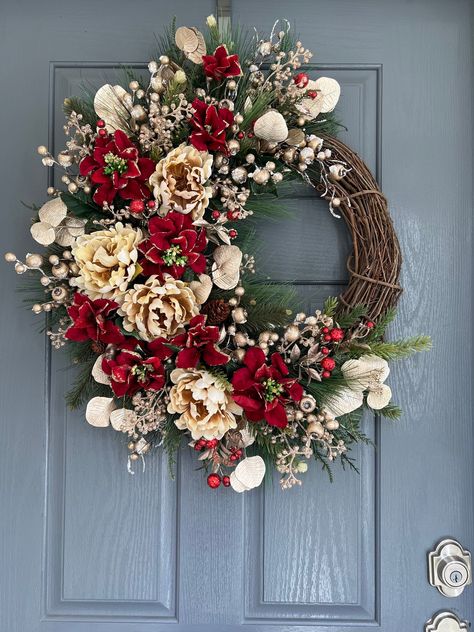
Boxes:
[450,571,462,584]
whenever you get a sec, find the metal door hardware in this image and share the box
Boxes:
[425,611,469,632]
[428,539,472,597]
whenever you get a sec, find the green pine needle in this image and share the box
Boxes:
[368,335,432,360]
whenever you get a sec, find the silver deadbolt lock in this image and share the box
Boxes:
[425,611,469,632]
[428,539,472,597]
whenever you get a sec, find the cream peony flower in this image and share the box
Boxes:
[118,275,199,341]
[168,368,242,440]
[149,143,213,220]
[71,222,142,301]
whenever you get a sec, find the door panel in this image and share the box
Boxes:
[0,1,472,631]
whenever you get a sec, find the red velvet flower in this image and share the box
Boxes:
[101,340,166,397]
[65,292,124,344]
[79,130,155,206]
[189,99,234,153]
[202,45,242,81]
[171,315,229,369]
[231,347,303,428]
[138,211,207,280]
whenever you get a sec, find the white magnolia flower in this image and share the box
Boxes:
[324,354,392,417]
[342,354,392,410]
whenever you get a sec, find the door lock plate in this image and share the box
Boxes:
[425,611,469,632]
[428,539,472,597]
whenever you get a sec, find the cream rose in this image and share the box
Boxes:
[71,222,142,300]
[118,275,199,341]
[168,368,242,440]
[149,143,213,220]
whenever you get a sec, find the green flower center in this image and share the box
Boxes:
[263,378,284,402]
[162,244,188,267]
[131,363,152,382]
[103,152,128,176]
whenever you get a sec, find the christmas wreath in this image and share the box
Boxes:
[6,18,430,491]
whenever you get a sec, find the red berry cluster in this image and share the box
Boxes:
[229,447,242,462]
[320,326,345,378]
[194,438,219,451]
[130,199,156,214]
[207,473,231,489]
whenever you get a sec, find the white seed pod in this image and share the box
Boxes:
[211,245,242,290]
[230,455,266,492]
[175,26,206,64]
[189,274,213,304]
[110,408,138,433]
[38,197,68,226]
[254,110,288,143]
[300,395,316,413]
[91,355,110,385]
[85,396,115,427]
[94,84,131,132]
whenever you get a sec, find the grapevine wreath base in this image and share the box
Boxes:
[6,18,429,491]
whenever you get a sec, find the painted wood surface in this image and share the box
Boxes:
[0,1,472,630]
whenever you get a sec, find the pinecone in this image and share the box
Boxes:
[91,340,106,354]
[202,299,231,325]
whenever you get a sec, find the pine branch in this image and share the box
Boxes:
[368,335,432,360]
[377,403,402,420]
[323,296,339,317]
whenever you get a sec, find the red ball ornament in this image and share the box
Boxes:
[206,438,219,449]
[330,328,344,342]
[98,128,107,137]
[129,199,145,214]
[247,132,254,139]
[147,200,156,209]
[322,347,330,355]
[212,210,220,220]
[322,327,329,333]
[294,72,309,88]
[321,357,336,371]
[229,229,238,239]
[222,475,231,487]
[366,321,375,329]
[96,119,105,128]
[322,370,331,379]
[237,131,245,139]
[307,90,318,99]
[207,473,221,488]
[323,334,332,342]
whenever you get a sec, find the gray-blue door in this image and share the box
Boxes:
[0,1,472,630]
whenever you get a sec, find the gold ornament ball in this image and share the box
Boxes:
[128,441,136,451]
[14,262,26,274]
[233,348,246,362]
[37,145,48,156]
[234,331,248,347]
[227,79,237,90]
[325,419,339,431]
[40,276,50,286]
[284,324,300,342]
[307,421,324,437]
[4,252,16,263]
[42,303,52,312]
[253,169,270,185]
[52,262,69,279]
[232,307,247,324]
[227,139,240,155]
[332,197,341,208]
[129,453,139,461]
[235,286,245,297]
[231,166,247,184]
[32,304,43,314]
[49,254,59,265]
[26,253,43,268]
